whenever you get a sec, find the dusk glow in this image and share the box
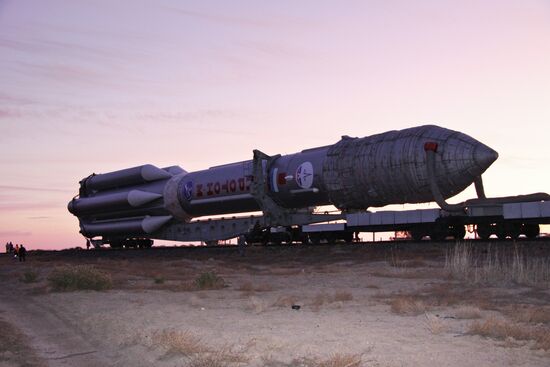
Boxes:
[1,0,549,250]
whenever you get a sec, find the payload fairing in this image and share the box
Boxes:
[68,125,498,238]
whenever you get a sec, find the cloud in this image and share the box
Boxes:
[27,216,52,220]
[0,109,21,119]
[0,185,72,193]
[0,230,32,237]
[165,7,276,28]
[0,92,36,106]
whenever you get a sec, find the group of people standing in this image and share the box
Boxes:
[5,242,27,262]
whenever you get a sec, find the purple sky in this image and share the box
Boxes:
[1,0,549,249]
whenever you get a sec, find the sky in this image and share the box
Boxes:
[1,0,549,250]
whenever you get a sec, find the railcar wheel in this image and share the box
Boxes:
[476,224,492,240]
[524,224,540,239]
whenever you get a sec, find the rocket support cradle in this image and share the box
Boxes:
[68,125,499,241]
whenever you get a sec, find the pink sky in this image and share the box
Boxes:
[1,0,549,250]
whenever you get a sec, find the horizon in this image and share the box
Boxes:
[1,0,549,250]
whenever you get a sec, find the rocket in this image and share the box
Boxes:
[68,125,498,238]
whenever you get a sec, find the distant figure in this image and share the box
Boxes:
[14,244,19,259]
[237,235,246,257]
[86,238,91,250]
[18,245,26,262]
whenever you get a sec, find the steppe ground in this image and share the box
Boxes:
[1,240,550,367]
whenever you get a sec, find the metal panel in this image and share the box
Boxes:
[381,211,396,225]
[302,223,346,233]
[346,212,371,226]
[503,203,522,219]
[370,212,383,225]
[394,211,410,224]
[421,209,441,222]
[521,202,542,218]
[468,205,503,217]
[542,201,550,217]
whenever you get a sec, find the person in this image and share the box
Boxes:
[237,235,246,257]
[13,244,19,260]
[86,238,91,250]
[18,244,26,262]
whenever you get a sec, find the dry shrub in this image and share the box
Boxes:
[505,305,550,324]
[309,291,354,310]
[317,353,362,367]
[238,281,273,292]
[187,347,249,367]
[279,353,362,367]
[390,296,427,315]
[48,265,112,291]
[334,291,353,302]
[454,306,482,319]
[445,242,550,286]
[247,296,269,314]
[152,330,248,365]
[388,252,427,269]
[195,272,225,290]
[21,269,39,283]
[424,313,447,334]
[152,329,207,356]
[469,317,550,350]
[238,281,254,292]
[273,295,298,308]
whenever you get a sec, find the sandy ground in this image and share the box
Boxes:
[1,242,549,367]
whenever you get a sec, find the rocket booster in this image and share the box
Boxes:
[68,125,498,237]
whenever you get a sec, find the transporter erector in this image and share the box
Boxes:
[68,125,549,247]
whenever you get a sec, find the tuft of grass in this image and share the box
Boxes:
[153,276,165,284]
[445,242,550,286]
[469,317,550,350]
[317,353,362,367]
[504,305,550,325]
[284,353,363,367]
[390,296,428,315]
[310,291,354,309]
[273,295,298,308]
[152,330,248,366]
[454,306,482,320]
[424,313,447,334]
[48,265,112,291]
[195,271,225,290]
[152,329,207,356]
[21,269,39,283]
[247,296,269,314]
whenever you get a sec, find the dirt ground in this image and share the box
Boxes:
[1,241,549,367]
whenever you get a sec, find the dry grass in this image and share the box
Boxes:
[273,295,299,308]
[246,296,269,314]
[238,281,273,293]
[424,313,447,334]
[317,353,362,367]
[311,291,353,305]
[504,305,550,324]
[21,269,39,283]
[151,329,248,365]
[152,329,207,356]
[453,306,482,319]
[445,242,550,286]
[48,265,112,291]
[390,296,428,315]
[187,347,249,367]
[195,271,226,290]
[274,353,363,367]
[469,317,550,350]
